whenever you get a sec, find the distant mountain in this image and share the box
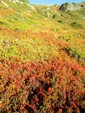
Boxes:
[59,2,85,11]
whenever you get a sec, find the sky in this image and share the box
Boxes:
[29,0,85,5]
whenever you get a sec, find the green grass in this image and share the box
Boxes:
[71,22,84,29]
[3,0,30,12]
[0,35,58,61]
[65,46,85,61]
[0,0,85,63]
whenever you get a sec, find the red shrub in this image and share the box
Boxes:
[0,57,84,112]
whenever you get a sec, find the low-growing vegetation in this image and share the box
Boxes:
[71,22,84,29]
[0,57,85,112]
[65,46,85,61]
[0,0,85,113]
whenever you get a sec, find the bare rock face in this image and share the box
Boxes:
[59,2,85,11]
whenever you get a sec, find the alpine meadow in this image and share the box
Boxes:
[0,0,85,113]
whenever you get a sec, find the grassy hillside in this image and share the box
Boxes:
[0,0,85,112]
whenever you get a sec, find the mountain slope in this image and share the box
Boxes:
[0,0,85,113]
[0,0,85,66]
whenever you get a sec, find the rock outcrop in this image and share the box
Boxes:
[59,2,85,11]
